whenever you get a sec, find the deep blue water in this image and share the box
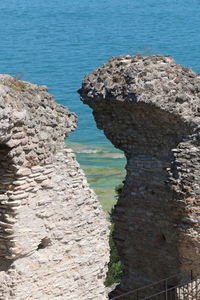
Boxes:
[0,0,200,147]
[1,1,200,207]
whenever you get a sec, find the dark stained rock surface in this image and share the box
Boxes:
[79,55,200,297]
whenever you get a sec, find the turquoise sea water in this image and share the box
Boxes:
[0,0,200,210]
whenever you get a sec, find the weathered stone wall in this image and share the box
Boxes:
[0,75,109,299]
[79,55,200,297]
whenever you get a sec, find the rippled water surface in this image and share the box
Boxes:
[0,0,200,210]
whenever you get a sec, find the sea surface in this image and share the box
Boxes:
[0,0,200,211]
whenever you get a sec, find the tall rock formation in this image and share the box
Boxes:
[0,75,109,300]
[79,55,200,296]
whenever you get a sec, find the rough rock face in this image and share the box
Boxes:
[0,75,109,300]
[79,55,200,296]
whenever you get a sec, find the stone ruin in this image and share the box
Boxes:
[0,75,109,299]
[1,55,200,300]
[79,55,200,297]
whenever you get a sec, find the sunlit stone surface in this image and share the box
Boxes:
[0,75,109,300]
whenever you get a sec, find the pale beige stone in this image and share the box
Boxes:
[0,75,109,300]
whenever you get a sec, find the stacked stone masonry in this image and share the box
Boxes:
[0,75,109,300]
[79,55,200,298]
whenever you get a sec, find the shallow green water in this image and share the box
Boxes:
[67,142,126,212]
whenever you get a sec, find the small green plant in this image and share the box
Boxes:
[7,72,28,91]
[131,47,154,56]
[14,72,26,81]
[105,184,123,287]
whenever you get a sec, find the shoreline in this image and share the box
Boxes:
[66,141,126,212]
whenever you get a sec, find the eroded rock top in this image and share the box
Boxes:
[0,74,77,166]
[79,55,200,123]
